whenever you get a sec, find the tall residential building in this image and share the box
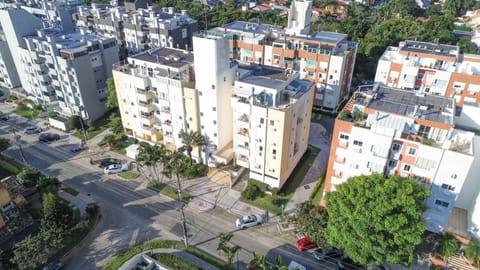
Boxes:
[231,65,314,188]
[74,5,198,54]
[0,8,119,121]
[374,40,480,130]
[0,23,20,90]
[207,21,357,111]
[323,84,480,238]
[112,47,198,152]
[285,0,312,36]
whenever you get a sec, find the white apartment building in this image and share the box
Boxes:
[112,47,198,152]
[75,5,198,54]
[323,85,480,238]
[285,0,313,36]
[232,65,314,188]
[0,8,119,121]
[0,23,20,90]
[374,40,480,131]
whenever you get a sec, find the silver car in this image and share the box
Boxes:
[235,214,262,229]
[23,126,41,134]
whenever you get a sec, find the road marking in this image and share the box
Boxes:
[129,227,140,248]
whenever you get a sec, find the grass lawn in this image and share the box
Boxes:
[281,145,320,195]
[62,187,79,196]
[103,240,229,270]
[12,107,42,120]
[0,155,23,178]
[147,181,192,202]
[73,110,119,140]
[118,171,139,180]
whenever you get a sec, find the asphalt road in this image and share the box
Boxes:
[0,115,341,270]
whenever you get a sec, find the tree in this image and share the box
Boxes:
[106,77,118,109]
[458,37,480,54]
[0,138,9,152]
[465,239,480,267]
[109,113,124,135]
[270,255,288,270]
[289,201,328,247]
[135,142,169,183]
[36,176,60,192]
[247,251,267,270]
[217,232,241,269]
[67,115,83,130]
[11,234,49,269]
[179,129,206,164]
[16,167,42,187]
[438,234,459,258]
[325,173,430,266]
[42,192,75,232]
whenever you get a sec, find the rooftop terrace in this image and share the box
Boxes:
[399,40,459,57]
[130,47,193,67]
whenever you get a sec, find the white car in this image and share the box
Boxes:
[235,214,262,229]
[103,163,128,174]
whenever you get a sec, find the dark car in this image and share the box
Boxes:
[42,261,64,270]
[0,114,9,121]
[295,237,317,252]
[90,158,121,168]
[337,257,365,270]
[39,133,60,142]
[313,248,343,261]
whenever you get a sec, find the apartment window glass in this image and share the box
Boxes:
[418,125,431,138]
[200,112,204,116]
[441,184,455,191]
[339,133,349,140]
[212,107,216,111]
[403,164,411,171]
[211,84,215,90]
[260,118,264,124]
[408,148,416,155]
[435,200,449,207]
[213,120,216,125]
[214,133,217,137]
[270,120,274,126]
[353,140,363,147]
[392,143,401,151]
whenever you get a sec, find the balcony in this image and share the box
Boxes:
[236,154,249,167]
[236,114,249,129]
[138,101,154,112]
[236,128,249,141]
[140,114,155,125]
[160,106,171,114]
[338,140,349,148]
[236,144,249,155]
[335,156,346,164]
[136,87,153,101]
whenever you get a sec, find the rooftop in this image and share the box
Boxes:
[130,47,193,68]
[353,85,454,125]
[309,31,348,45]
[25,28,115,51]
[222,21,281,35]
[399,40,459,58]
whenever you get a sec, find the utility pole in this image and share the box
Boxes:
[174,155,189,247]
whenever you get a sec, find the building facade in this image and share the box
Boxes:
[75,5,198,54]
[323,85,479,237]
[231,65,314,188]
[374,40,480,130]
[0,8,119,121]
[207,21,357,111]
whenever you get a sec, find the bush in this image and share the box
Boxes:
[153,253,199,270]
[48,111,59,118]
[242,184,260,200]
[271,187,279,196]
[0,138,10,152]
[6,94,18,102]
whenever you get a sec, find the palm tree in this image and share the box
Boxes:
[247,251,267,270]
[270,255,288,270]
[179,129,206,164]
[465,239,480,268]
[135,142,168,183]
[438,234,459,259]
[217,232,241,269]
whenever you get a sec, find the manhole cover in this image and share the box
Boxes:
[304,185,310,189]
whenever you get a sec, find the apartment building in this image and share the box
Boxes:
[0,8,119,121]
[0,23,20,90]
[374,40,480,130]
[285,0,312,36]
[323,84,480,238]
[75,5,198,54]
[231,65,314,188]
[112,47,198,151]
[207,21,357,111]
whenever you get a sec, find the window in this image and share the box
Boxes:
[199,91,202,96]
[211,84,215,90]
[214,133,217,137]
[392,143,401,151]
[417,74,424,80]
[403,164,411,171]
[213,120,216,125]
[418,125,431,138]
[200,112,204,117]
[353,140,363,147]
[441,184,455,191]
[201,125,204,129]
[270,120,274,126]
[212,107,216,111]
[339,133,349,140]
[272,149,276,155]
[435,200,449,208]
[260,118,264,124]
[451,174,457,179]
[408,148,416,155]
[388,160,396,167]
[259,146,263,151]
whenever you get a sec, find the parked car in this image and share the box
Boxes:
[23,126,42,134]
[42,261,64,270]
[313,248,344,261]
[91,158,121,168]
[70,147,83,153]
[104,163,128,174]
[39,133,60,142]
[295,237,317,252]
[236,214,262,229]
[337,257,365,270]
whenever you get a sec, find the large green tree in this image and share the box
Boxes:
[465,239,480,267]
[16,167,42,187]
[136,142,169,183]
[106,77,118,109]
[289,201,328,247]
[11,234,49,269]
[42,192,75,232]
[325,173,430,266]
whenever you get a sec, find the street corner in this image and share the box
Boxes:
[188,197,215,212]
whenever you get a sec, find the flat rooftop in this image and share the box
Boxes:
[309,31,347,45]
[26,28,114,50]
[399,40,459,57]
[130,47,193,68]
[355,85,454,125]
[222,21,281,35]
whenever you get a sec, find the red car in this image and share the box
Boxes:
[295,237,317,251]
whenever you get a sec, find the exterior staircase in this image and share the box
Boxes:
[446,255,477,270]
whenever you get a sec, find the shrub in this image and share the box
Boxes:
[438,234,459,258]
[271,187,280,196]
[6,94,18,102]
[48,111,59,118]
[153,253,199,270]
[241,184,260,200]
